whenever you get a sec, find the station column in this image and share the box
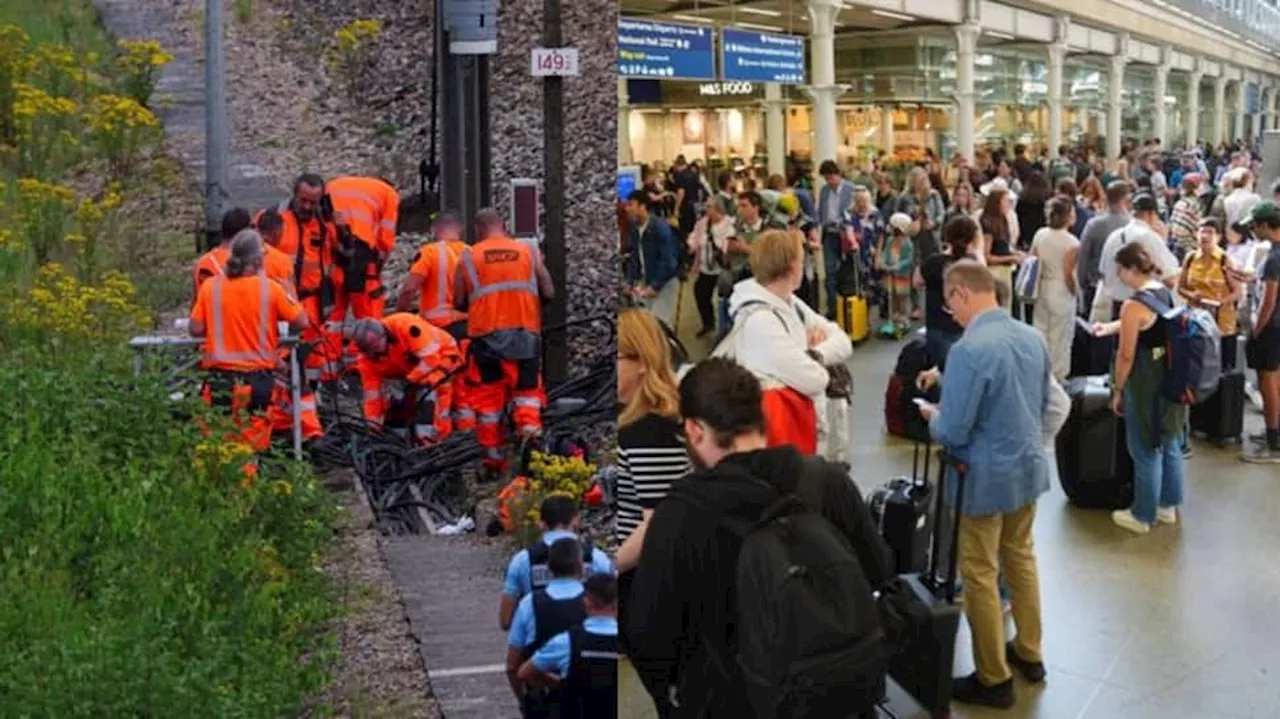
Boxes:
[764,83,787,177]
[1186,60,1203,146]
[1106,33,1128,170]
[1213,75,1228,144]
[955,22,980,162]
[618,77,631,165]
[805,0,844,168]
[1235,78,1247,142]
[1153,46,1171,144]
[881,105,895,154]
[1046,17,1069,158]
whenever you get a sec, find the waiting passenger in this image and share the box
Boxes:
[499,496,614,631]
[1090,243,1188,533]
[1030,196,1081,381]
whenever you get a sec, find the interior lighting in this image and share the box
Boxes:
[870,9,916,21]
[736,21,784,31]
[739,7,783,17]
[672,14,716,23]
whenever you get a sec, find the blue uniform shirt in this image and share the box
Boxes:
[530,616,619,678]
[508,577,585,651]
[502,530,616,600]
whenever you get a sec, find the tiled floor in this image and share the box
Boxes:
[619,283,1280,718]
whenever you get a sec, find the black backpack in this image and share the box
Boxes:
[727,473,886,717]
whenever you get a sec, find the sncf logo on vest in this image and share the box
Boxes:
[483,249,522,263]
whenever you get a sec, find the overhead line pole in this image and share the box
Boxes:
[203,0,228,251]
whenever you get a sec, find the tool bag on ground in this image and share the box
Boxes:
[878,443,966,719]
[728,472,886,718]
[1055,375,1134,509]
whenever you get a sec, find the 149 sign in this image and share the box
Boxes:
[531,47,580,77]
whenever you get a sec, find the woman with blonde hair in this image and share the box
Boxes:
[615,308,691,576]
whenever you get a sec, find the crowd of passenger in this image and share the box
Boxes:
[613,134,1280,715]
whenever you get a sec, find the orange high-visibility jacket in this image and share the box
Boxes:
[409,240,469,327]
[357,313,462,425]
[256,207,338,296]
[327,176,399,254]
[262,244,296,298]
[193,245,230,299]
[190,274,304,372]
[460,235,542,338]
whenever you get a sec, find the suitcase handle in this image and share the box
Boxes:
[928,449,968,603]
[911,438,931,483]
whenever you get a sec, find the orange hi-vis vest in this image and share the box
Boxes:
[357,313,462,424]
[257,206,337,296]
[327,176,399,254]
[193,245,231,299]
[190,274,304,372]
[410,240,468,327]
[461,235,542,339]
[262,243,296,298]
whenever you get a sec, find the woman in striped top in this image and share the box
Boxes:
[615,309,691,573]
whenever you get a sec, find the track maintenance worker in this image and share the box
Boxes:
[345,313,463,445]
[500,495,616,630]
[192,207,253,301]
[517,573,619,719]
[506,537,588,719]
[258,174,344,386]
[454,208,555,478]
[396,211,474,429]
[188,229,309,452]
[257,209,323,443]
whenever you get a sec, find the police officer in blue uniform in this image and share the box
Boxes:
[505,538,587,718]
[517,573,619,719]
[499,495,615,630]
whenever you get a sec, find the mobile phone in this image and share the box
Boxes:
[912,397,929,407]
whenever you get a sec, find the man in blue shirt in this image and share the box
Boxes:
[517,574,619,719]
[499,495,615,630]
[506,538,588,714]
[916,260,1066,710]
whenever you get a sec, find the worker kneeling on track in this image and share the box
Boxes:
[346,313,463,445]
[455,208,556,478]
[188,229,309,453]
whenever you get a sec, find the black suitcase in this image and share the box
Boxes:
[867,443,934,575]
[875,677,931,719]
[1069,316,1113,378]
[1055,376,1134,510]
[880,446,966,719]
[1190,371,1245,446]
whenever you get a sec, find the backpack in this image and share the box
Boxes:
[727,470,885,717]
[1133,289,1222,406]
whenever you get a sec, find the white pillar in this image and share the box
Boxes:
[1153,46,1171,145]
[763,83,786,177]
[880,105,895,153]
[1107,48,1127,170]
[955,23,980,162]
[617,77,631,165]
[1235,79,1247,142]
[1214,75,1228,144]
[1047,45,1066,157]
[1186,64,1203,148]
[1272,88,1279,131]
[804,0,846,167]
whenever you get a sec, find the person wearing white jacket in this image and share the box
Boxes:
[713,228,853,457]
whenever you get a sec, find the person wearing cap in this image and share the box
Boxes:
[877,213,917,334]
[1243,200,1280,462]
[1097,192,1181,321]
[348,313,463,445]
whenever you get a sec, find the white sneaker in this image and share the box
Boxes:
[1156,506,1178,525]
[1111,509,1151,535]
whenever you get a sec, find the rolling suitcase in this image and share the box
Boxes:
[1190,370,1245,446]
[1055,375,1134,510]
[875,677,930,719]
[879,445,966,719]
[867,442,934,575]
[836,253,871,343]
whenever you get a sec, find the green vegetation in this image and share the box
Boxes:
[0,1,341,716]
